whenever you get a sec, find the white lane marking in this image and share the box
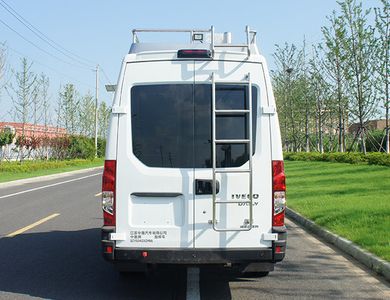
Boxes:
[95,192,102,197]
[6,213,60,237]
[0,173,101,200]
[186,267,200,300]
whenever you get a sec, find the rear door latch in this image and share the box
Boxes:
[195,179,220,195]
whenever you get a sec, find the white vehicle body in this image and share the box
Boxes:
[101,27,286,274]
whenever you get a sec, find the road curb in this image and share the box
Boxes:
[286,207,390,282]
[0,166,103,189]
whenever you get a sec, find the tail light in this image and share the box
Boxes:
[102,160,116,226]
[272,160,286,226]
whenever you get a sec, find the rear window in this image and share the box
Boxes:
[131,84,257,168]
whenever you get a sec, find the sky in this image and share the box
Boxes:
[0,0,382,122]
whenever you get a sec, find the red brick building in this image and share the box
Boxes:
[0,122,67,139]
[348,119,389,134]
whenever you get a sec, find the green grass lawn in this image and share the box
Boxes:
[285,160,390,261]
[0,158,104,183]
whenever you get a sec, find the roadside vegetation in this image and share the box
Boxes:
[284,151,390,166]
[285,160,390,261]
[274,0,390,264]
[0,45,110,163]
[0,54,111,146]
[272,0,389,154]
[0,158,104,183]
[0,135,105,182]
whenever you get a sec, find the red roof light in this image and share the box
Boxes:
[177,49,212,59]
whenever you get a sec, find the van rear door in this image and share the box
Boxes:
[193,60,273,248]
[115,61,195,249]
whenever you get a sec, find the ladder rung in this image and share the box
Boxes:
[215,139,250,144]
[215,200,252,204]
[215,109,250,114]
[215,169,251,173]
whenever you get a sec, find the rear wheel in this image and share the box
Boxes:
[118,263,159,279]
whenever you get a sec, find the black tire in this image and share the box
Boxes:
[116,262,148,279]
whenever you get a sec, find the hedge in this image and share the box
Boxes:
[284,152,390,167]
[0,159,102,173]
[1,134,106,161]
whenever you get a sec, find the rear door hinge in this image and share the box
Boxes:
[262,106,276,115]
[112,106,128,114]
[262,233,278,241]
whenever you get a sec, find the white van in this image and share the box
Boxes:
[101,26,286,276]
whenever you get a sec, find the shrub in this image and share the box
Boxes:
[68,135,95,159]
[322,152,366,164]
[0,131,14,147]
[50,136,71,160]
[366,152,390,167]
[284,152,323,162]
[97,137,106,158]
[0,158,103,173]
[284,151,389,167]
[0,133,106,161]
[366,130,387,152]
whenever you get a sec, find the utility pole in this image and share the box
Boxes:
[95,64,99,158]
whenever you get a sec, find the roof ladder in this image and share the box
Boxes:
[211,25,255,57]
[211,72,254,232]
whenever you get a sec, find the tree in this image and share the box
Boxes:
[339,0,379,154]
[39,74,51,130]
[98,101,111,138]
[272,42,307,151]
[57,84,79,135]
[6,58,38,134]
[78,92,95,137]
[308,46,332,153]
[321,11,349,152]
[0,43,7,101]
[37,74,50,159]
[298,38,315,152]
[375,0,390,153]
[32,79,42,128]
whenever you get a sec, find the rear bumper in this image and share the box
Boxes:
[102,226,286,264]
[109,247,274,264]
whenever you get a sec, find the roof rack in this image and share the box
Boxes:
[131,26,257,57]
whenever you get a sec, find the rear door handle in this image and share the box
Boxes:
[195,179,219,195]
[131,192,182,197]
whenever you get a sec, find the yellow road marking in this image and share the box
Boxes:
[6,213,60,238]
[95,192,102,197]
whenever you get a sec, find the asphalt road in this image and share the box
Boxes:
[0,169,389,299]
